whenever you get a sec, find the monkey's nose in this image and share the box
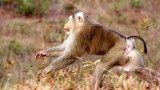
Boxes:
[64,28,70,32]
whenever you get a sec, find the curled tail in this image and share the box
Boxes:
[108,29,147,54]
[127,36,147,54]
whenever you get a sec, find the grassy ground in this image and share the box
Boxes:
[0,0,160,89]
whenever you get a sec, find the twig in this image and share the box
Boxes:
[4,74,12,90]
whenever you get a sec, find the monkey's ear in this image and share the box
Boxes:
[77,16,83,23]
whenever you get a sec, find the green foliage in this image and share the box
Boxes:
[15,0,50,16]
[0,45,7,56]
[8,40,24,55]
[116,16,129,25]
[107,2,116,11]
[130,0,143,9]
[108,16,129,25]
[0,0,50,16]
[152,16,158,28]
[3,20,30,35]
[13,20,31,34]
[97,14,105,21]
[25,43,36,55]
[107,0,128,11]
[135,18,152,35]
[141,18,151,30]
[7,40,34,55]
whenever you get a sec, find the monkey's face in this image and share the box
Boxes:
[64,12,85,35]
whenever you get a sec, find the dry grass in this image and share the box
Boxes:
[4,66,160,90]
[0,0,160,90]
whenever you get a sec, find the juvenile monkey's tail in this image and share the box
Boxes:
[127,36,147,54]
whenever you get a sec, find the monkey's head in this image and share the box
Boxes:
[126,39,136,49]
[64,12,98,35]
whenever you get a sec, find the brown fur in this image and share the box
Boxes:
[36,12,146,90]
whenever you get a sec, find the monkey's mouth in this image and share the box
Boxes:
[64,29,70,32]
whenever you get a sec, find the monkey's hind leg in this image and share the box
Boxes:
[91,62,106,90]
[91,44,126,89]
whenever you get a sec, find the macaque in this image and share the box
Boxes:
[35,12,147,89]
[121,39,145,79]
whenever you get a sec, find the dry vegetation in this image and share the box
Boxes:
[0,0,160,90]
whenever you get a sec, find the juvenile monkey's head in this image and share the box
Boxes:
[126,39,136,49]
[64,12,98,35]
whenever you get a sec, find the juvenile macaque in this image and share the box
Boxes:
[121,39,145,79]
[124,39,145,71]
[36,12,147,89]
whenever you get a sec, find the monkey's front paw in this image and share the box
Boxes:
[35,51,48,60]
[42,65,53,75]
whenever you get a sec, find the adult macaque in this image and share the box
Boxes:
[36,12,147,89]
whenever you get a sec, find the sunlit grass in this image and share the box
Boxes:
[0,0,160,89]
[2,60,160,90]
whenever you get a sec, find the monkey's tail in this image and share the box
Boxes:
[108,29,147,54]
[108,29,127,38]
[127,36,147,54]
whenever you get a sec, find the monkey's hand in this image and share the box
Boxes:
[42,65,53,75]
[35,51,48,60]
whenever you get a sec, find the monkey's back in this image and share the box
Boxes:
[85,25,124,55]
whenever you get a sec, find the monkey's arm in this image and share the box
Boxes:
[43,44,65,53]
[43,36,72,53]
[44,38,70,53]
[35,44,65,59]
[35,40,67,59]
[43,50,82,74]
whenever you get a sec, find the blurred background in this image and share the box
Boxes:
[0,0,160,89]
